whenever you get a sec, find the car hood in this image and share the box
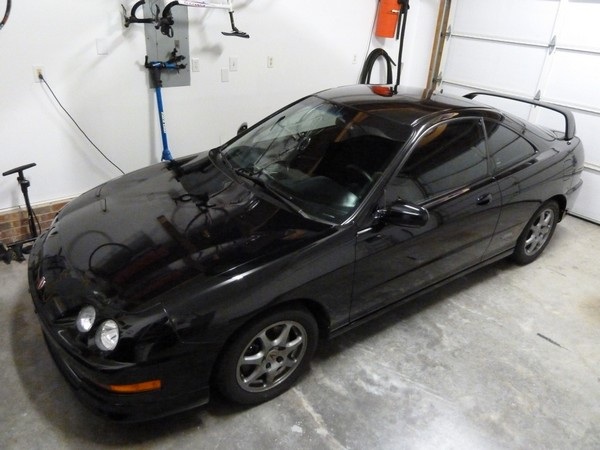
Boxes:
[35,154,331,309]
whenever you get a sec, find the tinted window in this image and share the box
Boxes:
[485,120,536,171]
[389,119,488,203]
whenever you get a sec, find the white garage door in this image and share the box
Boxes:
[437,0,600,223]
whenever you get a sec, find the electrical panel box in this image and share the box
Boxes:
[143,0,191,88]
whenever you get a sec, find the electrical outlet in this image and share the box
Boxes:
[191,58,200,72]
[267,56,274,69]
[33,66,45,82]
[229,56,238,72]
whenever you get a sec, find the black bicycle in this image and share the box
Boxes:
[123,0,249,38]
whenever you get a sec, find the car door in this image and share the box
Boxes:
[351,118,502,319]
[481,119,550,258]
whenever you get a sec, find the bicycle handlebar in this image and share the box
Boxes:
[123,0,159,27]
[159,0,249,38]
[123,0,249,39]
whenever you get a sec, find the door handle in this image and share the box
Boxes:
[476,193,493,205]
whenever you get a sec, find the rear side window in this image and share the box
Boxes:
[389,119,488,203]
[485,121,536,172]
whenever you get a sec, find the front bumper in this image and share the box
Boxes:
[40,323,210,422]
[27,234,212,422]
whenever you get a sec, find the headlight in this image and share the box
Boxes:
[95,320,120,351]
[76,306,96,333]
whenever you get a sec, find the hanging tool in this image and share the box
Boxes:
[144,49,187,162]
[359,48,396,84]
[363,0,410,87]
[393,0,410,87]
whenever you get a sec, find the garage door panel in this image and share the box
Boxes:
[544,51,600,109]
[561,0,600,50]
[533,107,570,136]
[570,169,600,221]
[452,0,558,43]
[439,84,533,120]
[440,0,600,223]
[444,38,546,95]
[439,84,472,97]
[565,112,599,165]
[476,95,533,120]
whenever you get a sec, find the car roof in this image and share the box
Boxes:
[315,84,503,127]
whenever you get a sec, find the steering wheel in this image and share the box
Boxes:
[344,164,372,183]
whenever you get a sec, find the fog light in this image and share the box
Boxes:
[76,306,96,333]
[95,320,119,351]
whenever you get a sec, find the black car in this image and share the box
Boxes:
[28,85,584,421]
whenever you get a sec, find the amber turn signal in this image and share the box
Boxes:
[103,379,162,394]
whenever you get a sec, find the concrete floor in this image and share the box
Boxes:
[1,215,599,449]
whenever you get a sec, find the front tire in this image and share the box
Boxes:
[216,307,318,405]
[512,200,559,265]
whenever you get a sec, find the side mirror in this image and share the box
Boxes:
[378,200,429,227]
[237,122,248,135]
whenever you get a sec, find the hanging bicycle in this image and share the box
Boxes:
[159,0,249,38]
[122,0,249,39]
[144,48,187,162]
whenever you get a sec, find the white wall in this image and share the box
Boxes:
[0,0,439,211]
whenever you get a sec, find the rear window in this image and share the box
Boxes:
[485,120,536,172]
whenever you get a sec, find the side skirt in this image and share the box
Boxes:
[327,249,513,339]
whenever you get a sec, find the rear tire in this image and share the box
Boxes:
[512,200,559,265]
[216,307,318,405]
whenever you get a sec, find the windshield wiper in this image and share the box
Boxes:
[234,167,310,219]
[210,147,236,174]
[234,165,261,180]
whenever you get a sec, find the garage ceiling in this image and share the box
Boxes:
[435,0,599,223]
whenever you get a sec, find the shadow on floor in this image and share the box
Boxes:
[10,256,514,445]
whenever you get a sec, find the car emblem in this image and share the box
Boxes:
[36,276,46,291]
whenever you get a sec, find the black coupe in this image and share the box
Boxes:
[28,85,584,421]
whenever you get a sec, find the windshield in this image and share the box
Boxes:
[221,96,410,223]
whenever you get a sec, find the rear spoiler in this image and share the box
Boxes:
[464,91,576,141]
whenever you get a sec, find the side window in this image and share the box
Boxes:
[485,120,536,172]
[388,119,488,204]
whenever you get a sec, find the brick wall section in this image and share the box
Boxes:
[0,199,70,244]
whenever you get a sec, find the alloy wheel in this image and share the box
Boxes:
[523,207,555,256]
[236,320,308,393]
